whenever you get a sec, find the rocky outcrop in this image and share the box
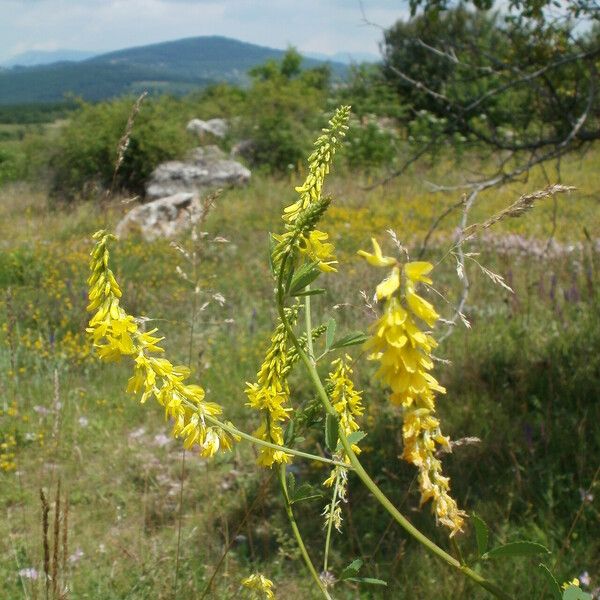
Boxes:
[145,145,250,200]
[115,192,203,241]
[186,118,228,138]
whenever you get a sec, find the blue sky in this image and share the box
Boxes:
[0,0,408,63]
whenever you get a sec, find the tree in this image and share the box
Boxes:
[379,1,600,187]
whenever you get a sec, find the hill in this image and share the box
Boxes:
[2,49,97,67]
[0,36,346,105]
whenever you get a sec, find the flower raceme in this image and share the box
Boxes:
[359,238,466,536]
[245,307,299,467]
[87,230,236,457]
[272,106,350,275]
[241,573,276,599]
[322,355,364,531]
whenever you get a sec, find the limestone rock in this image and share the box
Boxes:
[146,145,251,200]
[186,118,228,138]
[115,192,203,241]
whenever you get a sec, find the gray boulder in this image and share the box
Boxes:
[186,118,228,138]
[146,145,251,200]
[115,192,204,241]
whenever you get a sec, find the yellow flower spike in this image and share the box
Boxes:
[241,573,276,600]
[358,237,397,267]
[87,231,235,458]
[361,248,466,537]
[404,261,434,285]
[376,266,400,300]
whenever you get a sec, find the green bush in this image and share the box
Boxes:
[236,49,330,172]
[49,96,194,201]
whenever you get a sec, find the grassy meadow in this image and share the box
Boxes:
[1,131,599,600]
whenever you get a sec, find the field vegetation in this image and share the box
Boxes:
[1,3,599,599]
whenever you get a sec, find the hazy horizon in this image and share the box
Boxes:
[0,0,406,64]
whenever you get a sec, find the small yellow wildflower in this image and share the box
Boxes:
[357,237,397,268]
[359,240,466,536]
[241,573,276,600]
[245,307,298,467]
[298,229,338,272]
[562,578,580,590]
[87,230,236,457]
[322,356,364,531]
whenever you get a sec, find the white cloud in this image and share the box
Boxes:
[0,0,406,62]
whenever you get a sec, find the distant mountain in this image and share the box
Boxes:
[305,51,381,64]
[0,36,347,105]
[2,49,97,67]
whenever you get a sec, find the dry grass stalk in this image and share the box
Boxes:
[61,492,69,597]
[107,91,148,200]
[51,480,61,599]
[40,489,50,600]
[462,184,575,239]
[39,482,70,600]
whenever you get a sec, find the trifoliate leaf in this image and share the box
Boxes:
[482,541,550,560]
[286,472,296,497]
[345,577,387,586]
[471,512,489,556]
[537,564,562,600]
[339,559,363,580]
[288,262,321,295]
[290,483,323,505]
[563,587,592,600]
[325,413,339,451]
[337,431,366,452]
[330,331,368,350]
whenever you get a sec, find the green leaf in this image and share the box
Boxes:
[268,233,277,276]
[339,559,363,580]
[563,587,592,600]
[290,483,323,505]
[284,419,295,444]
[346,577,388,586]
[292,288,325,297]
[284,262,295,294]
[325,413,339,451]
[537,564,562,600]
[471,512,489,556]
[325,318,337,350]
[288,262,321,295]
[330,331,368,350]
[337,431,367,452]
[286,472,296,497]
[482,541,550,560]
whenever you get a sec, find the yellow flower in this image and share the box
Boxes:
[359,241,465,536]
[562,578,581,591]
[357,237,397,267]
[272,107,350,276]
[245,307,298,467]
[376,266,400,300]
[87,230,236,457]
[298,229,338,272]
[404,261,434,284]
[241,573,276,599]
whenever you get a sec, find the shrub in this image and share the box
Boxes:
[49,96,194,201]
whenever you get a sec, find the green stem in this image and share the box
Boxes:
[278,465,333,600]
[203,414,350,469]
[304,286,315,361]
[275,266,513,600]
[323,468,342,573]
